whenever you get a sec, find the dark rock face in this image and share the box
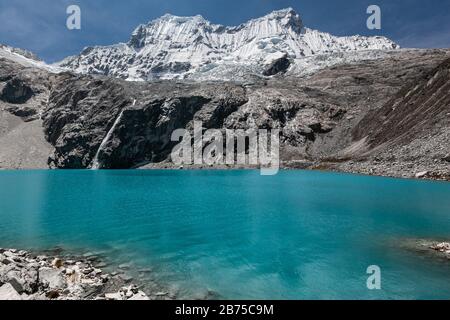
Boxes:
[42,74,249,168]
[43,73,133,168]
[263,55,291,76]
[98,96,211,168]
[0,78,34,104]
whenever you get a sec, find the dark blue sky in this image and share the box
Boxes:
[0,0,449,62]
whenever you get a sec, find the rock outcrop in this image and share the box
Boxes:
[263,54,291,76]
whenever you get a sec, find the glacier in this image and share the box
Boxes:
[57,8,399,81]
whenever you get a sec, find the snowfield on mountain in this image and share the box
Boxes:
[57,8,399,81]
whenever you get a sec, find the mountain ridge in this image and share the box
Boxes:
[57,8,399,81]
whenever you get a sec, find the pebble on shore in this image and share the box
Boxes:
[0,248,151,301]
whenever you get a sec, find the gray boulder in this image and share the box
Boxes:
[39,267,66,290]
[0,283,22,300]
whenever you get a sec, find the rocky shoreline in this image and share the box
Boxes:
[0,247,168,300]
[316,161,450,182]
[137,158,450,182]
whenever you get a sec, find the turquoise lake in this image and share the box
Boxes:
[0,170,450,299]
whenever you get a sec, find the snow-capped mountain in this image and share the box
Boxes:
[58,8,399,81]
[0,44,61,72]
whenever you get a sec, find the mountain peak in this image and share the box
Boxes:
[129,13,213,49]
[266,7,297,17]
[246,7,303,33]
[156,13,208,24]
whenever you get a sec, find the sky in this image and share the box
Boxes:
[0,0,449,63]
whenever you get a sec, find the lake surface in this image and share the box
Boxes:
[0,170,450,299]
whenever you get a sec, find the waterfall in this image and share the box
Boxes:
[91,99,136,169]
[91,110,124,169]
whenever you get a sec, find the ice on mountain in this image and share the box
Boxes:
[57,8,399,81]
